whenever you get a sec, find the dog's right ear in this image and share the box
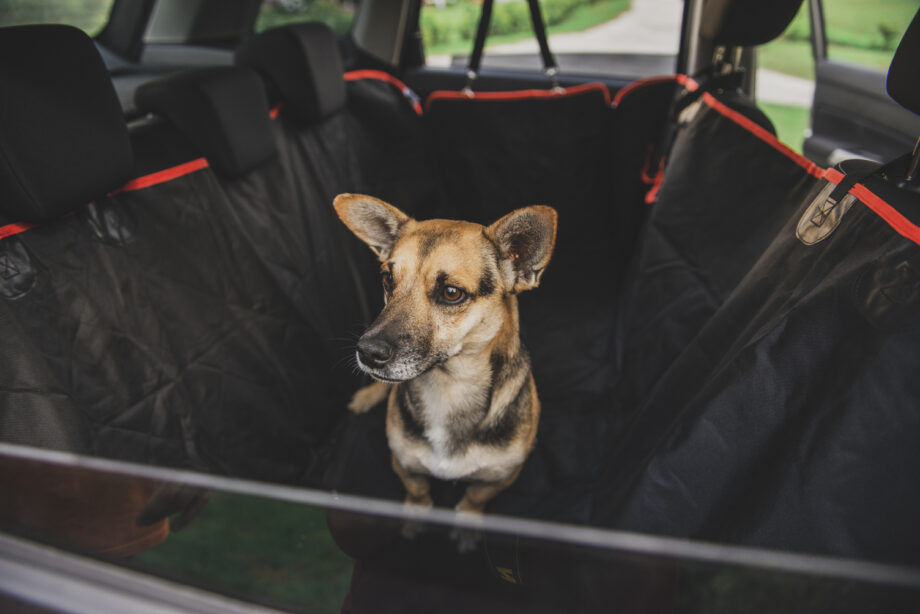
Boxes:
[334,194,412,260]
[487,205,558,293]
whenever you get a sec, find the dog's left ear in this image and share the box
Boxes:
[487,205,558,293]
[334,193,412,260]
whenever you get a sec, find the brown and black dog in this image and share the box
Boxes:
[334,194,556,549]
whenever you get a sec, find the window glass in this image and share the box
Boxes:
[255,0,357,36]
[421,0,683,79]
[756,1,813,152]
[0,0,114,36]
[824,0,915,71]
[3,450,920,613]
[756,1,917,154]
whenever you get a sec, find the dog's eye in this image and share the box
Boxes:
[381,270,394,292]
[440,285,466,304]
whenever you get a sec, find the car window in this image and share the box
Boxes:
[756,1,813,152]
[421,0,683,79]
[4,447,920,613]
[755,0,916,154]
[823,0,915,71]
[255,0,357,36]
[0,0,114,35]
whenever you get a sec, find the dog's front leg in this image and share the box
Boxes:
[391,454,432,540]
[451,466,523,553]
[348,381,392,413]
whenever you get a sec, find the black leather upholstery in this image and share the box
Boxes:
[0,25,133,223]
[136,66,277,178]
[235,22,345,125]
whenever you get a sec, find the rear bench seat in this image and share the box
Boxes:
[2,0,920,573]
[0,25,346,484]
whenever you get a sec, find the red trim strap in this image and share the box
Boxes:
[644,158,667,205]
[0,221,37,241]
[612,74,699,108]
[0,157,211,242]
[639,145,658,185]
[344,69,424,116]
[700,92,824,179]
[108,158,209,196]
[698,91,920,246]
[424,82,610,113]
[849,183,920,246]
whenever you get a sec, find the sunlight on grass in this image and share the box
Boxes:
[759,102,811,154]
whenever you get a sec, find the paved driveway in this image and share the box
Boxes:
[483,0,815,106]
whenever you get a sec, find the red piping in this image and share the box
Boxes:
[425,82,610,113]
[109,157,209,196]
[644,158,666,204]
[0,158,211,242]
[700,92,824,179]
[612,74,699,108]
[699,91,920,246]
[849,183,920,246]
[344,69,423,116]
[0,221,37,241]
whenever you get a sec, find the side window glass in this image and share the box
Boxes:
[824,0,914,71]
[756,1,813,152]
[0,0,114,35]
[255,0,357,36]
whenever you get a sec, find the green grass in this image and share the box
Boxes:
[546,0,631,36]
[758,102,811,154]
[0,0,113,35]
[424,0,631,57]
[255,0,355,37]
[135,493,353,613]
[821,0,916,52]
[758,0,915,79]
[758,38,815,81]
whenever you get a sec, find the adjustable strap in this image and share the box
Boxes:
[671,69,744,118]
[526,0,558,82]
[643,69,746,203]
[465,0,559,93]
[796,158,885,245]
[466,0,495,92]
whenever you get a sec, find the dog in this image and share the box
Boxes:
[333,193,556,550]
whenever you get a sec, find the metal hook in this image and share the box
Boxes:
[462,69,477,98]
[905,134,920,184]
[546,66,563,94]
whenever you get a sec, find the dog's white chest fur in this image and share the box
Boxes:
[390,369,526,483]
[393,427,527,483]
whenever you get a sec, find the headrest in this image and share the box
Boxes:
[234,23,345,125]
[0,25,133,224]
[887,8,920,116]
[135,67,277,178]
[701,0,804,47]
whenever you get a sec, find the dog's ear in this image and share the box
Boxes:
[334,194,412,260]
[487,205,557,293]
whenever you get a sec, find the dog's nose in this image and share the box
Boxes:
[357,337,394,368]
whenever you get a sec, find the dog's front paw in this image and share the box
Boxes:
[348,381,391,414]
[450,509,484,554]
[450,527,482,554]
[401,519,427,540]
[400,496,432,541]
